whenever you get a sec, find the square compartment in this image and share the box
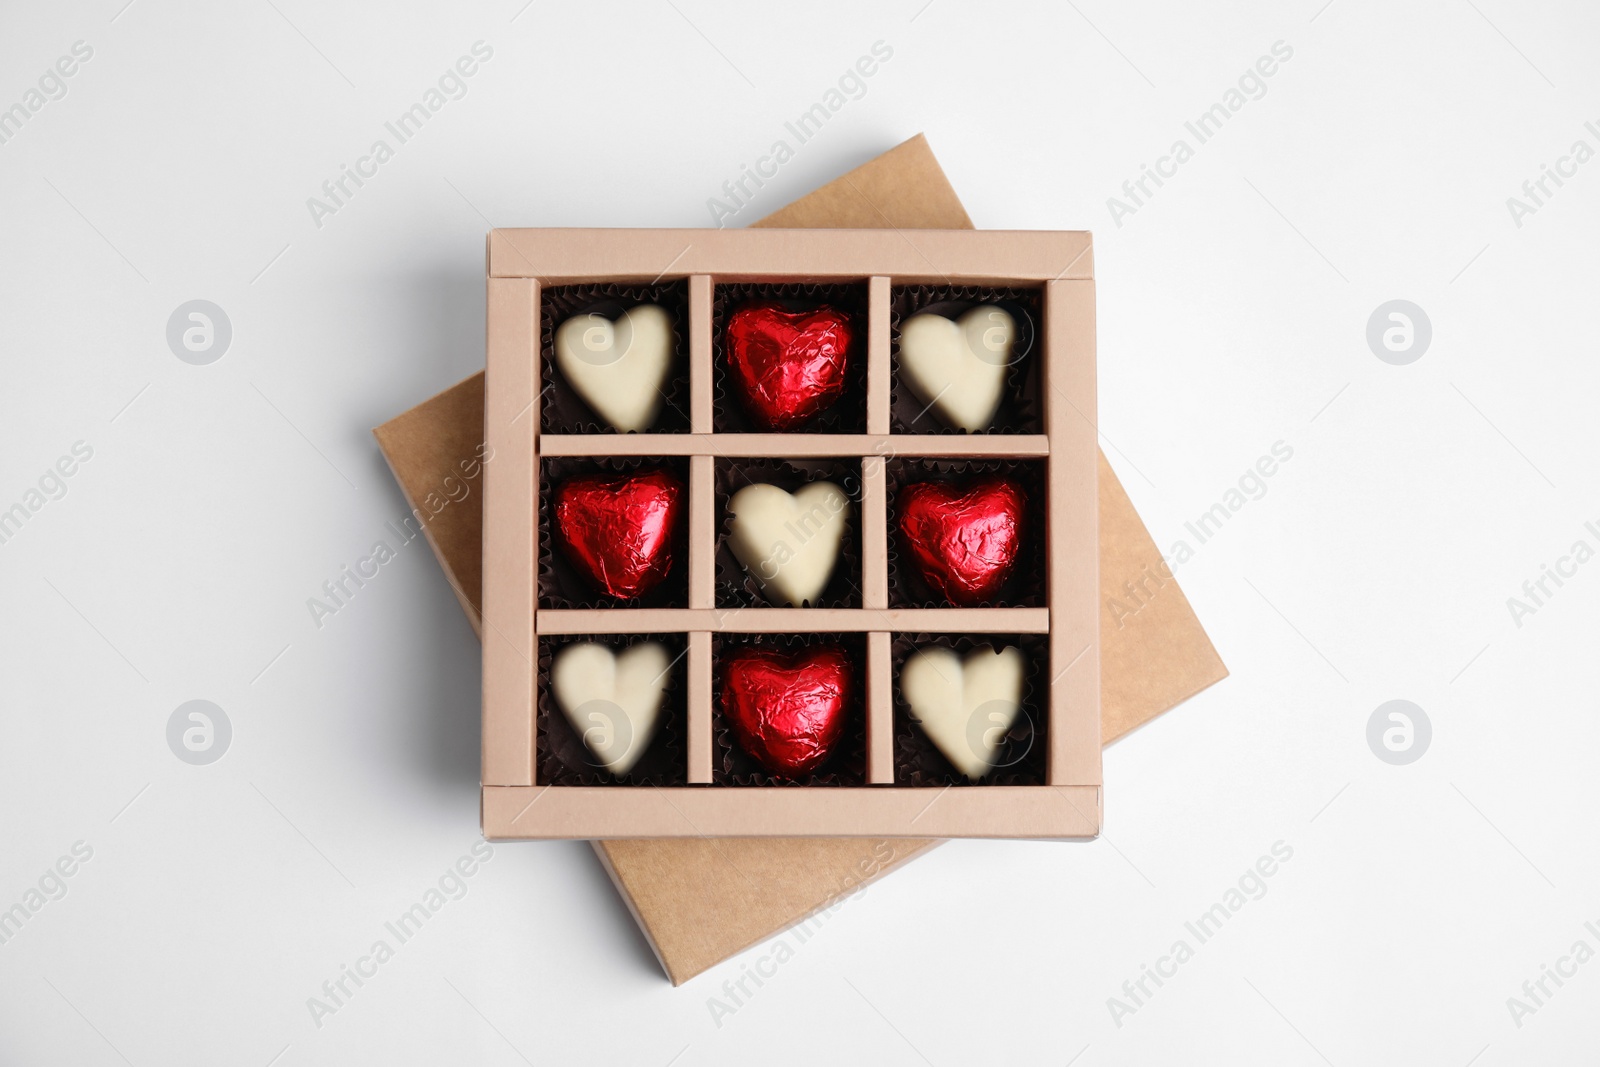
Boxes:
[537,632,687,786]
[541,281,692,434]
[539,455,691,609]
[712,632,868,786]
[885,457,1048,608]
[714,456,863,608]
[892,632,1048,787]
[712,281,869,433]
[890,285,1043,434]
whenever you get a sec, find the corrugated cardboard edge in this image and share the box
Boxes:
[371,132,1227,985]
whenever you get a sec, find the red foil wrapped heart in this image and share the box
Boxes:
[720,646,853,777]
[725,302,853,430]
[553,468,683,599]
[898,478,1026,606]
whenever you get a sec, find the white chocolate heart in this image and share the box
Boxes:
[553,304,674,432]
[900,644,1025,780]
[550,640,671,775]
[898,305,1018,432]
[727,481,850,606]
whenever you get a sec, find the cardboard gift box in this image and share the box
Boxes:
[479,225,1102,840]
[375,134,1226,980]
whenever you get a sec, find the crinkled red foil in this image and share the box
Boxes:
[725,302,853,430]
[720,646,852,777]
[898,478,1026,606]
[553,468,682,598]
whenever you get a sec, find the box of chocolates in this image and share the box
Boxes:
[481,227,1100,839]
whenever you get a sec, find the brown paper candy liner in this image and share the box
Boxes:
[711,281,869,434]
[889,285,1042,435]
[536,632,687,786]
[540,281,691,434]
[538,455,691,609]
[892,632,1048,787]
[884,458,1047,609]
[711,631,867,787]
[714,456,864,609]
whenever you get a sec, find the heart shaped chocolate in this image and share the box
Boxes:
[897,478,1025,605]
[553,468,683,599]
[720,645,853,777]
[551,641,670,775]
[553,304,674,431]
[901,644,1026,780]
[726,481,850,606]
[899,305,1018,431]
[725,302,853,430]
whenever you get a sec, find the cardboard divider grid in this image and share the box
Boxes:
[534,608,1050,634]
[867,276,892,434]
[687,631,713,784]
[866,631,894,784]
[536,433,1050,457]
[485,228,1100,838]
[689,275,714,433]
[688,455,715,609]
[860,456,888,612]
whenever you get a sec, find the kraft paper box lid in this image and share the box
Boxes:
[374,133,1228,984]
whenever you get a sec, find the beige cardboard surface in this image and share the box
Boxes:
[486,226,1093,281]
[481,277,537,787]
[373,133,1227,982]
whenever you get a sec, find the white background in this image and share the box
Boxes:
[2,0,1597,1063]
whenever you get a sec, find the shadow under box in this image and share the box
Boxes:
[884,457,1048,609]
[711,632,868,787]
[889,285,1043,435]
[540,281,692,434]
[714,456,864,609]
[537,632,687,787]
[539,455,691,609]
[712,281,869,434]
[892,632,1048,787]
